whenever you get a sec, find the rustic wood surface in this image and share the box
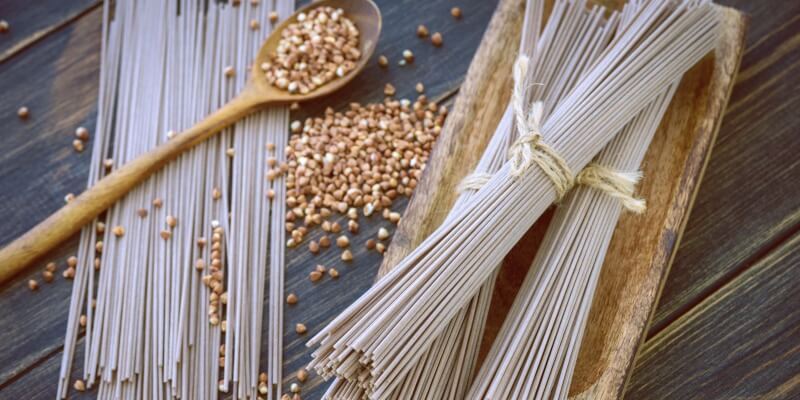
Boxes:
[0,1,797,400]
[378,0,524,275]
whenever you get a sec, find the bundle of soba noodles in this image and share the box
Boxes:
[322,0,621,397]
[467,3,678,398]
[308,1,720,398]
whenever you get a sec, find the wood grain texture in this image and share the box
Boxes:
[570,9,747,398]
[0,0,99,62]
[626,232,800,400]
[649,0,800,334]
[379,0,524,275]
[0,9,101,248]
[0,6,103,387]
[1,337,96,400]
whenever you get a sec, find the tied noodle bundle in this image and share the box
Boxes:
[57,0,293,399]
[322,0,622,398]
[308,1,720,398]
[468,90,675,399]
[468,2,679,398]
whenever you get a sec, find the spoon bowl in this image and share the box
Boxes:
[0,0,383,282]
[250,0,382,104]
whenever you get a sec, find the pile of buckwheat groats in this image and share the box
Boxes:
[262,6,361,94]
[283,94,447,261]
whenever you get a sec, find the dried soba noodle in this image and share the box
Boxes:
[58,0,292,399]
[309,1,720,398]
[322,0,621,397]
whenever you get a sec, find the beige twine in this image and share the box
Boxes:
[506,56,574,200]
[456,55,646,213]
[456,173,493,193]
[575,163,646,213]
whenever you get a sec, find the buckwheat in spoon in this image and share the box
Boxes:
[0,0,381,282]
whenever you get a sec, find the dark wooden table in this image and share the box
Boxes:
[0,1,798,399]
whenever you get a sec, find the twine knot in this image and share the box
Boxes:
[456,55,646,213]
[507,56,574,200]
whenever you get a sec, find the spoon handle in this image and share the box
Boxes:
[0,89,263,283]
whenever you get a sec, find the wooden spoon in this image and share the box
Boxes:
[0,0,381,283]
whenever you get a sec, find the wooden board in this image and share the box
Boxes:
[0,0,99,62]
[649,0,800,334]
[380,2,748,400]
[626,233,800,399]
[0,5,103,387]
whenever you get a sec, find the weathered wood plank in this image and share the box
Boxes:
[0,9,101,247]
[379,0,525,273]
[650,0,800,335]
[626,233,800,399]
[0,5,102,388]
[0,0,99,62]
[1,337,95,400]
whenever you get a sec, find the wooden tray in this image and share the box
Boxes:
[379,0,747,398]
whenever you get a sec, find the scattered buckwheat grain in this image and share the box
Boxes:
[113,225,125,237]
[378,227,390,240]
[46,262,57,273]
[297,368,309,382]
[75,127,90,141]
[384,83,396,96]
[416,25,429,38]
[377,55,389,68]
[431,32,443,47]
